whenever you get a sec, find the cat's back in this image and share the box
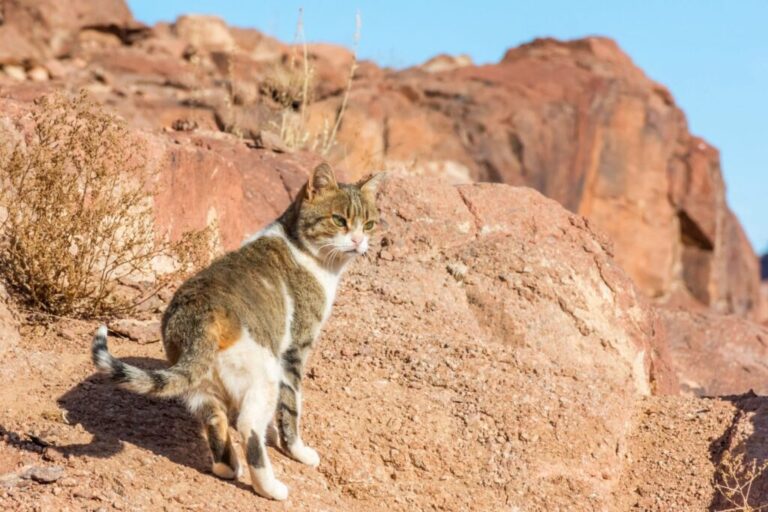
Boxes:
[160,230,327,356]
[164,233,293,316]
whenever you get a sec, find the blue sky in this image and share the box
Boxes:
[128,0,767,253]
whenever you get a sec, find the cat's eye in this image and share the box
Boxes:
[332,215,347,228]
[364,220,376,231]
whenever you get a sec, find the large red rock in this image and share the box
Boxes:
[311,176,677,509]
[661,306,768,395]
[310,37,762,321]
[145,132,325,249]
[0,0,138,65]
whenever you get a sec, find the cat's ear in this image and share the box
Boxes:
[306,163,338,199]
[356,172,385,196]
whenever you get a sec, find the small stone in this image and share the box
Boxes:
[3,65,26,81]
[252,130,289,153]
[110,319,161,343]
[0,473,26,489]
[43,448,65,463]
[73,487,95,499]
[43,59,68,79]
[23,466,64,484]
[27,66,49,82]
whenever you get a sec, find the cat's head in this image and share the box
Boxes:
[296,163,383,267]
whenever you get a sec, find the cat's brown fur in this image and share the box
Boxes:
[92,163,382,500]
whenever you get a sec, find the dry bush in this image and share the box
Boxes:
[259,58,315,111]
[715,452,768,512]
[0,91,213,318]
[263,9,360,156]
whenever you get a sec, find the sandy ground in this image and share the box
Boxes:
[2,314,764,511]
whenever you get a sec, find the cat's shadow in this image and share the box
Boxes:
[56,357,249,491]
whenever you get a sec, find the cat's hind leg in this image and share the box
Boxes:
[237,384,288,501]
[193,394,242,480]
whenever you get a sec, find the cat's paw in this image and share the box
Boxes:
[212,462,238,480]
[290,443,320,467]
[254,478,289,501]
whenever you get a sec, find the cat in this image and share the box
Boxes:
[91,163,382,501]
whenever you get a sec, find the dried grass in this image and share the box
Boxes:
[264,9,360,156]
[0,91,213,319]
[715,452,768,512]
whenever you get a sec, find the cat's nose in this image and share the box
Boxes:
[350,233,364,246]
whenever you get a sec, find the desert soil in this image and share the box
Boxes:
[0,303,760,511]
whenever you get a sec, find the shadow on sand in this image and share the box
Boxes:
[55,357,211,473]
[708,392,768,510]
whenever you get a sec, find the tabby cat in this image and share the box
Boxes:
[91,163,382,500]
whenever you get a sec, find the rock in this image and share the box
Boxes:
[660,307,768,396]
[3,65,26,81]
[317,176,676,509]
[0,5,758,326]
[316,36,761,320]
[0,0,135,65]
[762,281,768,325]
[762,253,768,280]
[145,132,325,250]
[252,129,289,153]
[761,254,768,323]
[420,53,473,73]
[173,15,235,53]
[0,473,29,489]
[110,319,161,343]
[27,66,49,82]
[21,466,64,484]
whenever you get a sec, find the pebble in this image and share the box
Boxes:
[23,466,64,484]
[3,65,26,81]
[27,66,49,82]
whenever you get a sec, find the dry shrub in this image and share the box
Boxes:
[0,91,213,318]
[259,58,315,111]
[263,9,360,156]
[715,452,768,512]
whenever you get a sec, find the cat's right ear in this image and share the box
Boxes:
[306,163,338,200]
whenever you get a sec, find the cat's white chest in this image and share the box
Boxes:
[292,245,340,324]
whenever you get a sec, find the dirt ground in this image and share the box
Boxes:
[2,306,765,511]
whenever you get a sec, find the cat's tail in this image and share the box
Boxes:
[91,325,207,398]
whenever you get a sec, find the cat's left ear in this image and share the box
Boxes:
[356,172,385,196]
[306,163,338,200]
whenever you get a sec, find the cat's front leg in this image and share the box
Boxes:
[278,346,320,467]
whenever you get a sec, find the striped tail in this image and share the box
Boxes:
[91,325,207,397]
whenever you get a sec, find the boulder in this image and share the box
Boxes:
[312,176,676,509]
[0,0,137,65]
[661,306,768,395]
[420,53,473,73]
[313,37,762,321]
[172,15,235,53]
[144,132,327,250]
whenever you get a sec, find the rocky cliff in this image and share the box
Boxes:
[312,37,762,321]
[0,3,760,323]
